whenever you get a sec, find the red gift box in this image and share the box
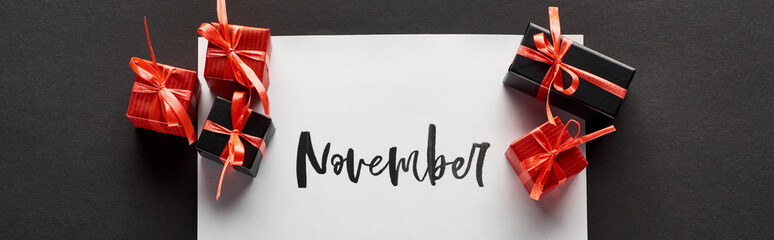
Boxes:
[506,116,615,200]
[202,23,271,94]
[126,59,200,143]
[125,17,199,144]
[198,0,272,117]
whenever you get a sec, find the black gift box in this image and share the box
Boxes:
[196,97,275,177]
[504,23,635,129]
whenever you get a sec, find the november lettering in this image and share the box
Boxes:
[296,124,490,188]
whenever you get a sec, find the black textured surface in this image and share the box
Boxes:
[0,0,771,239]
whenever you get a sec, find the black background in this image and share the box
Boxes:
[1,0,772,239]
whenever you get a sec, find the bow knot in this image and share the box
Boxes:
[552,56,564,65]
[156,81,166,90]
[549,149,559,155]
[516,7,627,125]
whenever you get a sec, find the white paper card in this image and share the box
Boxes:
[197,34,586,240]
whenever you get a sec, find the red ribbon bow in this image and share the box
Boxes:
[129,17,197,144]
[516,7,627,125]
[519,117,616,200]
[203,92,267,200]
[198,0,271,117]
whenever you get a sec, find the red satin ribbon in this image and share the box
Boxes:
[198,0,271,117]
[519,117,616,200]
[517,7,627,125]
[129,17,197,144]
[203,92,267,200]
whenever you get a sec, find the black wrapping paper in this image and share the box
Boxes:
[504,23,636,128]
[196,97,275,177]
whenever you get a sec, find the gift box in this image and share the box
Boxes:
[506,117,587,200]
[198,0,272,117]
[126,19,201,144]
[503,7,635,129]
[202,23,271,94]
[127,59,200,143]
[126,18,201,144]
[506,116,616,200]
[196,95,275,177]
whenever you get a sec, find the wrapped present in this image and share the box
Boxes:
[197,92,275,199]
[126,18,199,144]
[198,0,271,116]
[503,7,635,129]
[506,116,615,200]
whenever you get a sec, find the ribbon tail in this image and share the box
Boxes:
[541,66,561,125]
[253,80,270,117]
[548,7,561,48]
[545,96,555,125]
[530,161,554,201]
[143,17,160,72]
[216,0,230,43]
[162,100,180,128]
[178,112,197,145]
[577,125,617,144]
[563,64,627,99]
[536,65,556,102]
[215,133,246,200]
[175,109,196,144]
[158,89,197,144]
[216,155,232,200]
[229,53,270,116]
[216,138,238,200]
